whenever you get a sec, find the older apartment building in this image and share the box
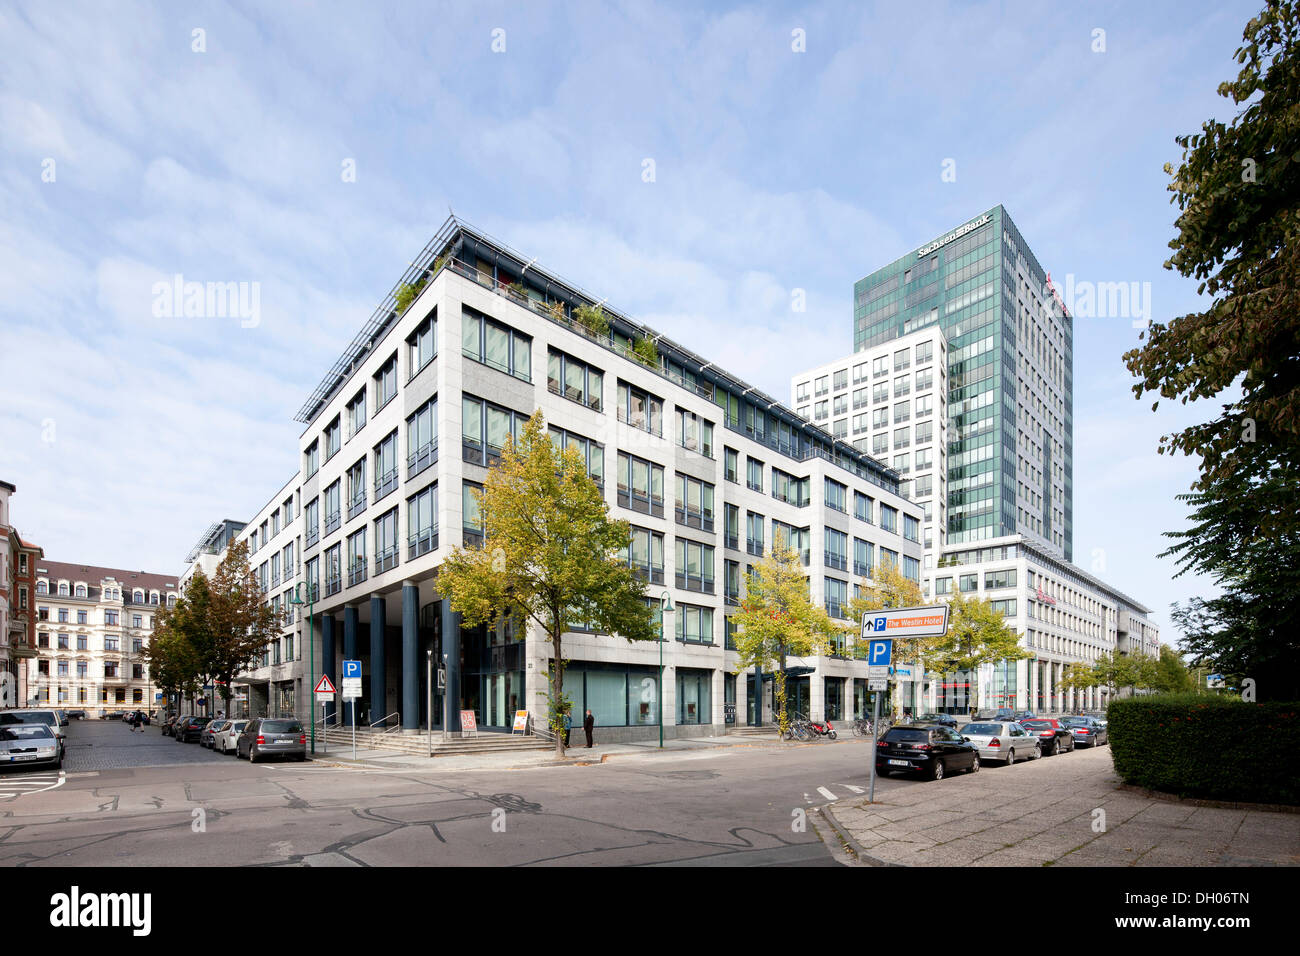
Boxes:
[193,216,925,737]
[27,561,179,716]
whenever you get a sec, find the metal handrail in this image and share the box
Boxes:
[369,711,401,734]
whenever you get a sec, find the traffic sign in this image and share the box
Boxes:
[859,604,950,639]
[342,659,362,680]
[341,678,362,700]
[868,665,889,679]
[315,691,335,703]
[867,639,893,667]
[313,675,337,694]
[868,679,888,691]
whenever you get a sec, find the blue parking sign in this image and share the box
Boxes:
[342,659,362,679]
[868,639,892,667]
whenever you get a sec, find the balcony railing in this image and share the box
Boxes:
[825,600,846,620]
[305,525,320,548]
[724,589,740,607]
[746,538,764,557]
[408,527,438,561]
[270,572,281,589]
[615,406,663,438]
[348,563,368,588]
[324,511,341,535]
[674,507,714,534]
[324,574,342,597]
[630,565,665,586]
[374,545,399,576]
[347,492,367,522]
[547,379,602,413]
[825,552,848,572]
[374,468,399,503]
[724,533,739,550]
[854,561,872,577]
[675,571,714,595]
[408,440,438,480]
[616,489,664,518]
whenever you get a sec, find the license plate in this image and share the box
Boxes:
[888,759,910,766]
[276,739,294,744]
[12,754,37,761]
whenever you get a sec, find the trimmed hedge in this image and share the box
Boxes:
[1108,694,1299,805]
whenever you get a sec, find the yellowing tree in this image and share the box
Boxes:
[929,591,1028,712]
[847,560,934,719]
[437,412,656,757]
[732,533,834,737]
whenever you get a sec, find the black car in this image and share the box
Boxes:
[65,710,87,720]
[175,716,212,743]
[1020,718,1076,756]
[876,725,980,780]
[913,713,960,728]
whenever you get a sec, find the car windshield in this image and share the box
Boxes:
[1060,717,1086,726]
[261,720,302,734]
[963,723,1001,735]
[1023,720,1050,728]
[0,725,54,741]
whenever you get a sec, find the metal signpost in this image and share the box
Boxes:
[441,654,449,742]
[313,674,336,754]
[341,659,362,760]
[862,605,951,803]
[426,651,433,755]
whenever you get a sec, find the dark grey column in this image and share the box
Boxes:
[754,665,762,726]
[402,583,418,730]
[322,614,336,726]
[441,599,462,732]
[343,605,359,727]
[370,595,386,727]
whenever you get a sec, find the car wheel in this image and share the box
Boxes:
[931,759,945,781]
[249,747,258,764]
[1048,739,1058,756]
[969,754,980,774]
[1006,747,1015,766]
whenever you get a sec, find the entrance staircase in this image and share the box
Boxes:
[314,724,553,757]
[726,725,779,738]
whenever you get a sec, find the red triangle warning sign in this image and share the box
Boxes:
[314,675,337,694]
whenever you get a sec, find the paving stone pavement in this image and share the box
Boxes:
[52,718,234,772]
[825,744,1300,867]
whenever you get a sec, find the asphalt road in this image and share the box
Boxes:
[0,718,939,867]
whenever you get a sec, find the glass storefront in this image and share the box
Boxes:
[563,662,659,727]
[824,677,844,720]
[677,668,712,725]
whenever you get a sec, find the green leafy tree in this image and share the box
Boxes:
[1059,661,1101,701]
[1121,2,1300,698]
[847,561,932,719]
[205,540,280,715]
[1152,644,1198,695]
[732,534,834,736]
[573,303,611,337]
[928,591,1028,712]
[146,585,206,712]
[437,412,656,757]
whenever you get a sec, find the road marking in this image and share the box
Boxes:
[842,784,865,793]
[0,771,66,798]
[817,786,837,802]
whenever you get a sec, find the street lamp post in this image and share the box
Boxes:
[659,591,673,749]
[289,581,316,755]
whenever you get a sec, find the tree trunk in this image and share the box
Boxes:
[775,649,788,738]
[552,632,565,758]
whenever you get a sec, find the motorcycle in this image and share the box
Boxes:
[807,718,837,739]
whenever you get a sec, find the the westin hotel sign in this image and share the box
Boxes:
[916,214,991,258]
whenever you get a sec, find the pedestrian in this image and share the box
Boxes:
[583,708,594,748]
[563,711,572,747]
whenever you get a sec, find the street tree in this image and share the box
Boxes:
[436,412,656,757]
[847,559,934,670]
[732,533,834,737]
[1059,661,1101,705]
[145,592,205,712]
[927,591,1028,712]
[205,540,280,716]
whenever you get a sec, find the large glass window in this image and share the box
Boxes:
[463,482,484,546]
[407,397,438,479]
[547,348,603,411]
[616,452,664,517]
[374,354,398,409]
[463,306,531,381]
[346,389,366,438]
[676,409,714,457]
[374,430,399,502]
[772,521,810,564]
[375,507,399,574]
[824,478,847,513]
[407,483,438,559]
[854,537,873,576]
[548,427,605,486]
[462,394,528,466]
[347,457,367,517]
[616,381,664,436]
[677,669,712,725]
[625,527,665,584]
[674,475,715,531]
[407,309,436,378]
[675,607,715,645]
[772,469,809,507]
[746,511,765,555]
[674,538,715,593]
[824,528,848,570]
[324,416,341,461]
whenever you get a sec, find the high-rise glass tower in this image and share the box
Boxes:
[852,205,1073,561]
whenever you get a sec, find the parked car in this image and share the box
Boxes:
[1060,715,1108,747]
[237,718,307,763]
[66,710,87,720]
[1020,718,1075,755]
[161,715,182,737]
[0,723,62,770]
[912,713,960,728]
[876,725,980,780]
[957,720,1042,765]
[0,709,68,758]
[200,720,229,749]
[213,720,248,755]
[175,716,212,743]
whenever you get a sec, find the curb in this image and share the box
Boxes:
[820,803,903,867]
[1116,782,1300,814]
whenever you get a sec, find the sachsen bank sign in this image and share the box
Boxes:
[915,214,992,258]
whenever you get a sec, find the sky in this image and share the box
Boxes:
[0,0,1260,643]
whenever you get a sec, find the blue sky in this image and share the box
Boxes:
[1,0,1257,642]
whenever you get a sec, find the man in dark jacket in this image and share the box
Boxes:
[583,709,594,748]
[563,712,572,747]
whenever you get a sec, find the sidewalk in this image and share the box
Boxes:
[824,745,1299,867]
[306,729,789,771]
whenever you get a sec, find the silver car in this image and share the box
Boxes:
[0,723,62,769]
[237,718,307,763]
[213,719,248,755]
[959,721,1041,765]
[0,709,68,759]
